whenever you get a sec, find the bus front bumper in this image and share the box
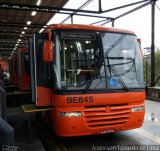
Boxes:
[52,103,145,137]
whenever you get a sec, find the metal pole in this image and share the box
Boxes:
[112,19,115,27]
[150,0,156,87]
[146,58,148,86]
[99,0,102,13]
[71,15,73,24]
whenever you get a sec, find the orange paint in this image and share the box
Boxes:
[20,75,30,91]
[54,91,145,107]
[18,48,30,91]
[34,24,145,136]
[54,108,144,136]
[36,86,52,106]
[0,60,8,72]
[41,91,145,136]
[13,55,18,86]
[46,24,135,35]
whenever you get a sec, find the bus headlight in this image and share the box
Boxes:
[59,111,82,117]
[131,106,145,112]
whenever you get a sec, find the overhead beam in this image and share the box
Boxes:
[0,48,14,50]
[100,1,151,26]
[0,36,30,40]
[0,44,27,47]
[0,40,27,43]
[0,1,152,15]
[114,1,151,20]
[0,45,26,48]
[0,47,13,49]
[90,18,108,25]
[0,30,32,34]
[0,2,98,14]
[0,22,45,29]
[0,42,28,44]
[0,2,113,21]
[102,0,150,13]
[61,0,94,24]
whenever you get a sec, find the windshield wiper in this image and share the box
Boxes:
[83,58,105,93]
[105,54,129,91]
[105,56,129,91]
[83,76,94,94]
[107,56,135,74]
[104,34,129,91]
[83,34,128,93]
[109,65,129,91]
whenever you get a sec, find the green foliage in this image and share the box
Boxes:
[143,56,151,86]
[144,48,160,86]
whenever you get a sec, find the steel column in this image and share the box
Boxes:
[150,0,156,87]
[71,15,73,24]
[99,0,102,13]
[112,19,115,27]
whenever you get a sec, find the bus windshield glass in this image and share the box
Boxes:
[55,31,144,91]
[101,32,144,90]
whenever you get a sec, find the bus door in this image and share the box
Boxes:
[13,55,18,86]
[18,48,31,91]
[29,33,52,107]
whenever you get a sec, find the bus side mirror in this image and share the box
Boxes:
[43,40,54,62]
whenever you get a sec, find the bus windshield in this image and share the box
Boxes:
[55,31,144,91]
[101,32,144,90]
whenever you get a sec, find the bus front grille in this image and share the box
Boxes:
[83,104,131,128]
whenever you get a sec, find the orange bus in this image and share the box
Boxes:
[8,54,18,86]
[17,48,30,91]
[29,24,145,136]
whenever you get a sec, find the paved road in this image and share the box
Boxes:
[48,100,160,151]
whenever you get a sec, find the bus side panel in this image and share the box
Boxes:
[19,48,31,91]
[13,56,18,86]
[13,73,18,85]
[8,59,14,82]
[36,86,52,106]
[20,75,30,91]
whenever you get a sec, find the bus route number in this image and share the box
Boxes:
[67,96,94,104]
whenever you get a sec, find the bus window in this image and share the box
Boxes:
[37,39,50,80]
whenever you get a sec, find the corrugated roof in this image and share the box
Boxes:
[0,0,68,59]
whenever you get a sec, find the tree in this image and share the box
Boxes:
[143,47,160,86]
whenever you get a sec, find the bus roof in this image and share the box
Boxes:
[45,24,135,35]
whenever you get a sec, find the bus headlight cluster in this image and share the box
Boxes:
[131,106,145,112]
[59,111,82,117]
